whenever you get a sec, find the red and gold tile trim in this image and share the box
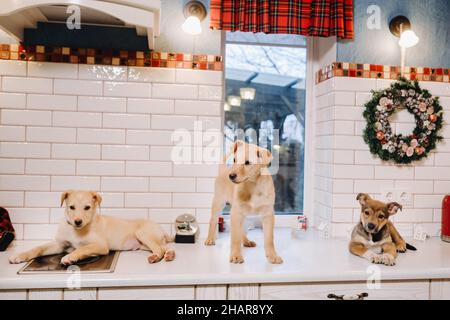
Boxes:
[316,62,450,84]
[0,44,223,71]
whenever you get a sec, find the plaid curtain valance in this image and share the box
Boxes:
[210,0,354,39]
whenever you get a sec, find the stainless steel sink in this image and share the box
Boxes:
[17,251,120,274]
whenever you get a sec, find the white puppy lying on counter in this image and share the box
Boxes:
[9,190,175,265]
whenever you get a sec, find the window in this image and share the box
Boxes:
[224,32,307,215]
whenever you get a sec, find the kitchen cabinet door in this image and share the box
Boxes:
[228,284,259,300]
[261,280,429,300]
[196,285,227,300]
[430,279,450,300]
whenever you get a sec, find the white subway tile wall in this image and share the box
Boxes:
[314,77,450,238]
[313,80,335,238]
[0,61,222,240]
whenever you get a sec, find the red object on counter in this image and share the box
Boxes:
[0,207,15,251]
[298,215,308,231]
[442,195,450,242]
[218,217,225,232]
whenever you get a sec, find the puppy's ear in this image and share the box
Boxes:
[91,191,102,207]
[356,193,371,206]
[257,148,273,165]
[60,190,71,207]
[387,202,402,215]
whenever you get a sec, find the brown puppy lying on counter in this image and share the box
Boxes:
[349,193,416,266]
[9,190,175,265]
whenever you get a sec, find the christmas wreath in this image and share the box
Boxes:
[363,78,444,164]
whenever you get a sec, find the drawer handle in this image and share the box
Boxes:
[327,292,368,300]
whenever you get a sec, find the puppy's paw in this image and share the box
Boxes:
[61,253,78,265]
[371,254,383,264]
[267,254,283,264]
[380,253,396,266]
[204,238,216,246]
[396,241,407,253]
[147,254,162,264]
[243,239,256,247]
[9,253,30,264]
[372,253,395,266]
[164,250,175,262]
[229,253,244,264]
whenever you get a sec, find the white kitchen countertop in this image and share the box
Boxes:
[1,228,450,290]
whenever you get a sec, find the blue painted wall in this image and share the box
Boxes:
[337,0,450,68]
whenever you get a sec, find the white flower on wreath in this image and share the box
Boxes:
[401,90,408,97]
[379,97,393,108]
[406,147,414,157]
[419,102,427,112]
[376,105,385,112]
[428,123,436,131]
[375,122,383,130]
[410,139,418,148]
[408,89,416,96]
[388,145,396,153]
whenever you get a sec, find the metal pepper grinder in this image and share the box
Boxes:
[442,195,450,242]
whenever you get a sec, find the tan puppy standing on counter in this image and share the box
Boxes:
[205,140,283,264]
[349,193,416,266]
[9,190,175,265]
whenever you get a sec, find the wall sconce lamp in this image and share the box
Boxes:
[182,0,207,35]
[389,16,419,76]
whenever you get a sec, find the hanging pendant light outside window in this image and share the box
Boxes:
[240,87,256,100]
[227,95,242,107]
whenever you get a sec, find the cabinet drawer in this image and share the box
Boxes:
[64,288,97,300]
[0,290,27,300]
[28,289,63,300]
[261,280,429,300]
[98,286,195,300]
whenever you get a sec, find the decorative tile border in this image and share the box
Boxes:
[0,44,223,71]
[316,62,450,84]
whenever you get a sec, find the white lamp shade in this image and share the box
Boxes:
[399,30,419,48]
[182,16,202,35]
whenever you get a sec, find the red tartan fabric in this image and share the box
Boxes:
[210,0,354,39]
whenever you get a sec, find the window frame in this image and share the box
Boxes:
[220,32,315,225]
